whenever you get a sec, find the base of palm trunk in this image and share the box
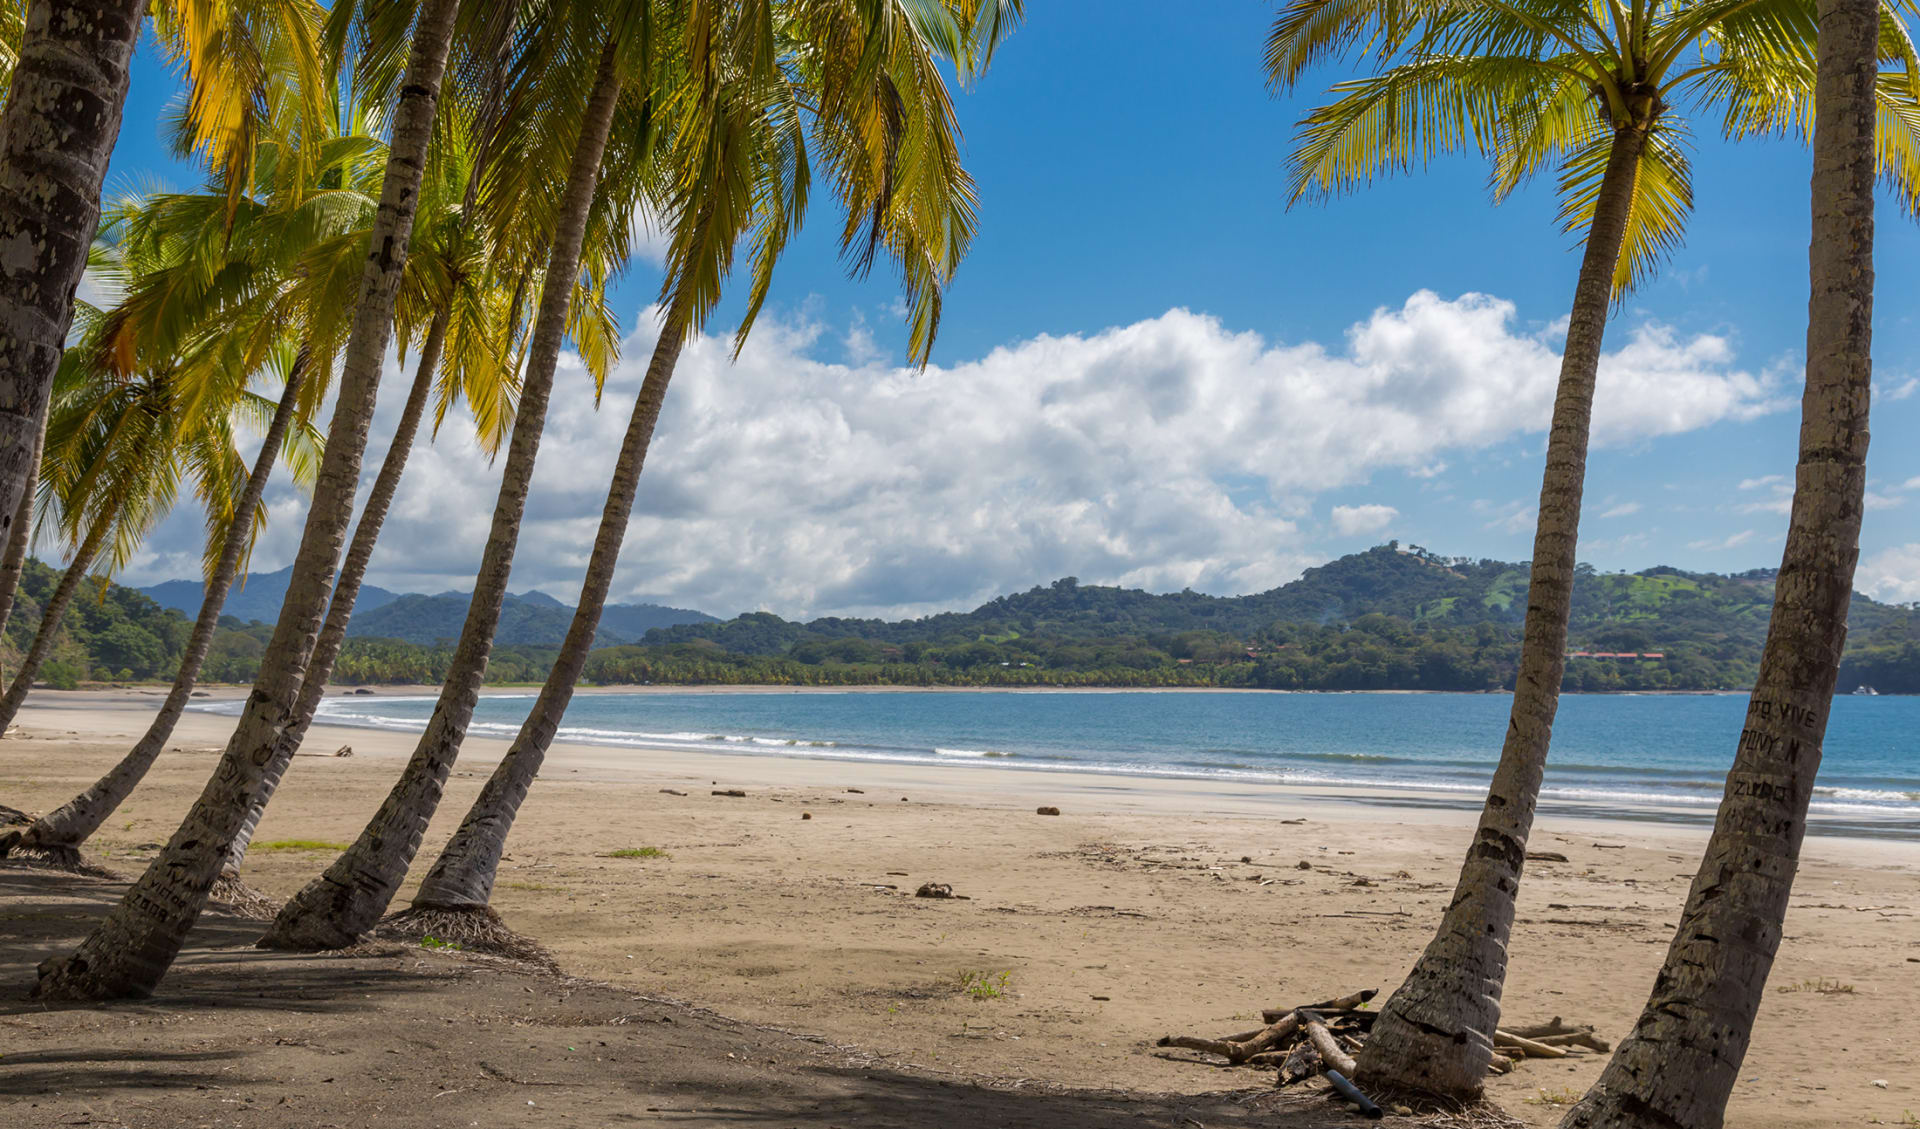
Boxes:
[376,903,557,968]
[0,831,117,876]
[1352,994,1496,1102]
[209,872,283,921]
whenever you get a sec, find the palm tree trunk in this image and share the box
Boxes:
[0,520,107,729]
[1354,116,1653,1099]
[1559,5,1876,1127]
[406,315,688,917]
[32,0,463,1002]
[0,352,311,864]
[221,310,446,878]
[259,39,626,951]
[0,0,145,565]
[0,400,50,645]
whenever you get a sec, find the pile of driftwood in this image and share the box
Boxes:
[1160,991,1611,1102]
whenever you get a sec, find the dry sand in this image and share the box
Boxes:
[2,688,1916,1127]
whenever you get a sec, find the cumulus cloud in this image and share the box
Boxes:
[1599,501,1642,519]
[1331,503,1398,536]
[1857,544,1920,604]
[117,291,1790,619]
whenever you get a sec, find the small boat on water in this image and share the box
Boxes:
[1852,685,1879,696]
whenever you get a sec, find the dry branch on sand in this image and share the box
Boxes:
[1159,993,1610,1114]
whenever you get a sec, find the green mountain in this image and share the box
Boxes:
[347,591,715,646]
[630,544,1918,692]
[11,546,1917,692]
[141,565,402,624]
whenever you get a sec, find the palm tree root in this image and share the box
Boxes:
[209,872,284,921]
[375,904,557,969]
[1,804,31,826]
[0,830,117,876]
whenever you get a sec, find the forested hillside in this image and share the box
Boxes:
[631,545,1919,691]
[8,546,1917,691]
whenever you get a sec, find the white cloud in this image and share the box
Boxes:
[1875,376,1918,402]
[1474,498,1537,536]
[1866,491,1906,511]
[1903,476,1920,491]
[1857,544,1920,604]
[116,291,1792,619]
[1688,530,1756,551]
[1331,503,1398,536]
[1599,501,1642,519]
[1739,475,1785,491]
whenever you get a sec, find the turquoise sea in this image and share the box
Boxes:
[202,690,1920,839]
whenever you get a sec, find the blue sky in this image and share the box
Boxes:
[103,3,1920,617]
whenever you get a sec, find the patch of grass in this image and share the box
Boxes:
[419,935,464,952]
[1774,977,1855,995]
[1525,1088,1582,1107]
[957,970,1012,1000]
[503,880,565,892]
[603,846,669,859]
[255,839,349,852]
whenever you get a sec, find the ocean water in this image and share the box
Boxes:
[199,690,1920,838]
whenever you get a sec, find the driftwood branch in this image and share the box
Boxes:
[1299,1012,1357,1077]
[1493,1029,1570,1059]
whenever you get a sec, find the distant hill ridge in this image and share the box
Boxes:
[641,543,1907,654]
[139,568,717,647]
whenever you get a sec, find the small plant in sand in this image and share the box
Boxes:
[1525,1087,1583,1106]
[1774,977,1855,995]
[958,970,1012,1000]
[255,839,349,852]
[603,846,669,860]
[419,935,465,952]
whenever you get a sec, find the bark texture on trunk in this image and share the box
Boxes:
[1559,3,1875,1126]
[412,319,687,910]
[0,0,145,565]
[1354,119,1653,1100]
[0,520,105,729]
[1,355,309,860]
[259,42,625,951]
[0,400,49,645]
[31,0,462,1001]
[221,312,446,877]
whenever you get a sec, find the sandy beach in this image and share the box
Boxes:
[3,688,1916,1127]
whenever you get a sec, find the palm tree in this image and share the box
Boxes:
[0,0,327,626]
[389,0,1017,950]
[1560,1,1882,1124]
[218,60,624,891]
[0,288,318,735]
[0,103,389,859]
[258,4,644,949]
[33,0,467,1003]
[0,0,148,572]
[1269,0,1920,1096]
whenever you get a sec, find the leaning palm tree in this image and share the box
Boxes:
[1561,2,1883,1125]
[216,50,624,892]
[33,0,469,1003]
[386,0,1017,952]
[0,103,383,861]
[258,0,649,949]
[1269,0,1920,1097]
[0,0,327,621]
[0,282,318,735]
